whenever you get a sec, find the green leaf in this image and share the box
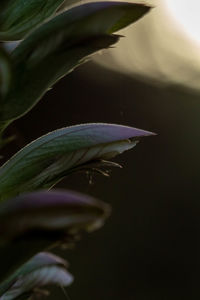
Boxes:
[0,0,66,41]
[0,47,11,97]
[0,2,151,127]
[0,48,12,136]
[0,252,73,300]
[0,189,110,282]
[58,0,83,12]
[0,123,154,201]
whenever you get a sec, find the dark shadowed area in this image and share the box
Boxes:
[3,60,200,300]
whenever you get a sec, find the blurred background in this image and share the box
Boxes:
[4,0,200,299]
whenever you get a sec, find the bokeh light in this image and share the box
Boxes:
[93,0,200,90]
[164,0,200,46]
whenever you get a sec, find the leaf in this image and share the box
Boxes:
[0,48,11,97]
[0,48,12,136]
[0,189,110,241]
[0,189,110,282]
[0,2,151,127]
[57,0,83,12]
[0,35,118,132]
[0,252,73,300]
[0,0,66,41]
[0,123,154,201]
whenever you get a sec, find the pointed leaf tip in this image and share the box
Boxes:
[0,123,155,200]
[0,1,152,125]
[88,123,155,140]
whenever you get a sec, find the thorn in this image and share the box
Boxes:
[92,168,110,177]
[60,286,72,300]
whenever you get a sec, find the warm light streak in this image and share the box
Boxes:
[164,0,200,46]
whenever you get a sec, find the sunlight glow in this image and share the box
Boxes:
[164,0,200,46]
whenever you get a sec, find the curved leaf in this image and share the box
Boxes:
[58,0,83,12]
[0,2,151,126]
[0,189,110,281]
[0,189,110,241]
[0,123,154,201]
[0,252,73,300]
[0,0,65,41]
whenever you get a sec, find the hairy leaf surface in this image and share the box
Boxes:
[0,123,154,201]
[0,2,151,126]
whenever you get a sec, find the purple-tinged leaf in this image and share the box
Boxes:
[0,189,110,282]
[0,2,151,128]
[0,189,110,241]
[0,252,73,300]
[0,123,155,201]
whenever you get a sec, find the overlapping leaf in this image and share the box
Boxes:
[0,2,151,128]
[0,189,110,241]
[58,0,83,12]
[0,189,110,282]
[0,123,154,201]
[0,252,73,300]
[0,0,66,41]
